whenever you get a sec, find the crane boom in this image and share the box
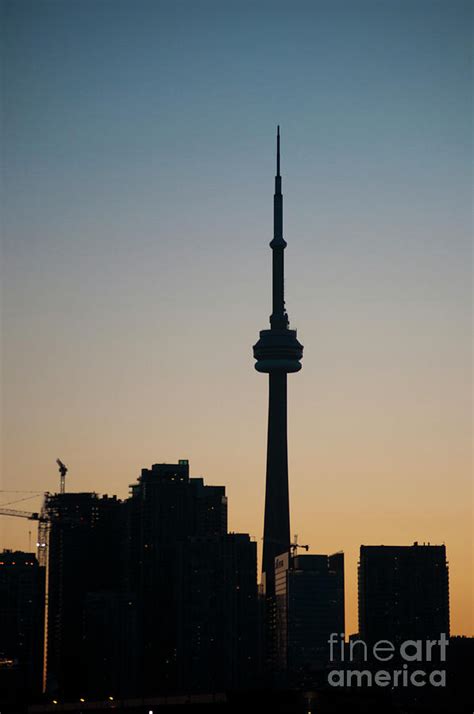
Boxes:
[0,507,42,520]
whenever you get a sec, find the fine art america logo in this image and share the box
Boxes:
[327,633,449,687]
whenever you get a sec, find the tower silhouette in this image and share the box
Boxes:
[253,127,303,600]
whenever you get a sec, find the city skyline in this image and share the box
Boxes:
[2,0,472,642]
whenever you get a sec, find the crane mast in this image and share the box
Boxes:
[56,459,68,494]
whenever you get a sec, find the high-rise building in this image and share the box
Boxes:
[128,460,227,544]
[274,552,344,680]
[45,492,125,698]
[0,550,45,699]
[125,460,237,693]
[42,460,257,699]
[358,543,450,646]
[0,551,45,707]
[176,533,259,692]
[253,127,303,601]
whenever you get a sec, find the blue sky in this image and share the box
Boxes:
[2,0,472,634]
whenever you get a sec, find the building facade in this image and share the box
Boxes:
[358,543,450,647]
[125,460,258,694]
[0,550,45,707]
[176,533,259,692]
[274,551,344,681]
[45,492,125,698]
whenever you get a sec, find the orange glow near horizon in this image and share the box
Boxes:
[1,355,472,637]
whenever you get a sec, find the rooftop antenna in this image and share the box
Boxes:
[290,533,309,556]
[56,459,68,495]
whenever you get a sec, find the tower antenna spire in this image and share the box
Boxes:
[276,125,280,177]
[270,125,286,325]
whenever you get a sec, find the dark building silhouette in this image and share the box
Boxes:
[274,551,344,681]
[176,533,259,692]
[125,460,258,695]
[446,636,474,711]
[38,460,258,699]
[45,492,125,698]
[0,550,45,707]
[81,587,139,700]
[358,543,450,646]
[253,128,304,602]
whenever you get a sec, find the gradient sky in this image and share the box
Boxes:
[2,0,472,637]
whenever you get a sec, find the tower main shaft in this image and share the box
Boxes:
[253,128,303,599]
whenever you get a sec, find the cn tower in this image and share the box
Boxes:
[253,127,303,600]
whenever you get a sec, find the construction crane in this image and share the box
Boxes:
[0,502,50,695]
[56,459,68,494]
[2,461,70,695]
[0,499,85,566]
[1,458,72,564]
[0,505,49,566]
[0,507,43,521]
